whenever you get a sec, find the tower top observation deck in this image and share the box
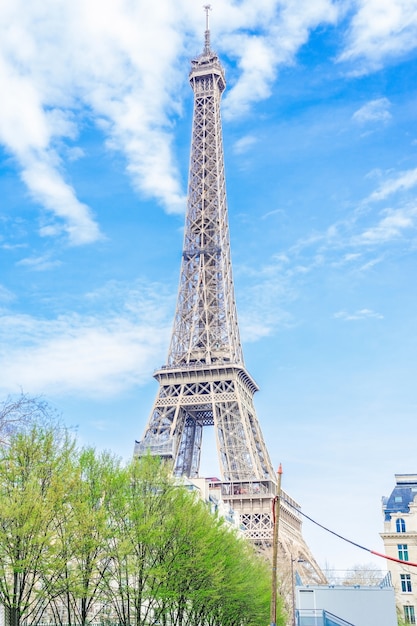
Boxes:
[190,5,225,91]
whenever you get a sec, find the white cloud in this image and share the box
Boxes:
[1,0,415,247]
[16,254,62,271]
[358,206,417,244]
[0,0,344,243]
[1,243,27,251]
[352,98,391,124]
[0,285,15,305]
[23,158,102,245]
[294,169,417,256]
[262,209,285,220]
[0,317,164,397]
[237,255,296,340]
[233,134,257,154]
[340,0,417,70]
[221,0,340,118]
[0,0,188,244]
[0,35,101,245]
[343,253,362,262]
[358,256,384,272]
[0,282,172,398]
[334,308,384,321]
[367,168,417,202]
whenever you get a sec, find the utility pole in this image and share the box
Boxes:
[270,464,283,626]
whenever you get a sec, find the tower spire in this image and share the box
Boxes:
[203,4,212,55]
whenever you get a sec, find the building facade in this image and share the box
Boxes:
[381,474,417,623]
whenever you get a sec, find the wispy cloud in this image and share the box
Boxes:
[367,168,417,202]
[357,206,417,244]
[0,285,15,304]
[287,165,417,261]
[0,0,343,244]
[1,0,415,248]
[358,256,384,272]
[233,134,257,155]
[339,0,417,71]
[343,253,362,263]
[0,49,101,245]
[22,158,102,245]
[221,0,340,118]
[237,254,296,341]
[1,243,28,251]
[0,281,173,397]
[17,254,62,271]
[0,0,188,245]
[352,98,391,124]
[334,308,384,321]
[261,209,285,220]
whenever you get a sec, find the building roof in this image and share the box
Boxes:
[382,474,417,520]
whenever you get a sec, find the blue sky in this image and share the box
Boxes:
[1,0,417,571]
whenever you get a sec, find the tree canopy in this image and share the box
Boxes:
[0,399,286,626]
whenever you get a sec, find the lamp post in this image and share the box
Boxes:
[270,464,283,626]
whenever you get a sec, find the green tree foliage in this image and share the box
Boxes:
[0,423,75,626]
[103,458,284,626]
[49,448,122,626]
[102,455,175,626]
[0,403,285,626]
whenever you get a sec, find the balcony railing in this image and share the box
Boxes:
[296,609,355,626]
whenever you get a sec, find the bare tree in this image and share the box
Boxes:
[0,393,60,444]
[342,563,385,586]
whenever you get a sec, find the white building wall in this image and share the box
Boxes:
[296,585,397,626]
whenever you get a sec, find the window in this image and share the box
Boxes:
[397,518,407,533]
[401,574,412,593]
[404,606,415,624]
[395,496,403,502]
[398,544,409,561]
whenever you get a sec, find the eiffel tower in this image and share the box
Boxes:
[135,8,324,585]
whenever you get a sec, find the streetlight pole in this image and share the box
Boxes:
[270,464,283,626]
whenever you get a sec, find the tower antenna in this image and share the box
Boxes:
[203,4,212,54]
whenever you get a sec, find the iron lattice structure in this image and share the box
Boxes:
[135,26,273,486]
[135,19,325,583]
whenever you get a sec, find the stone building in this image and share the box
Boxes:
[381,474,417,623]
